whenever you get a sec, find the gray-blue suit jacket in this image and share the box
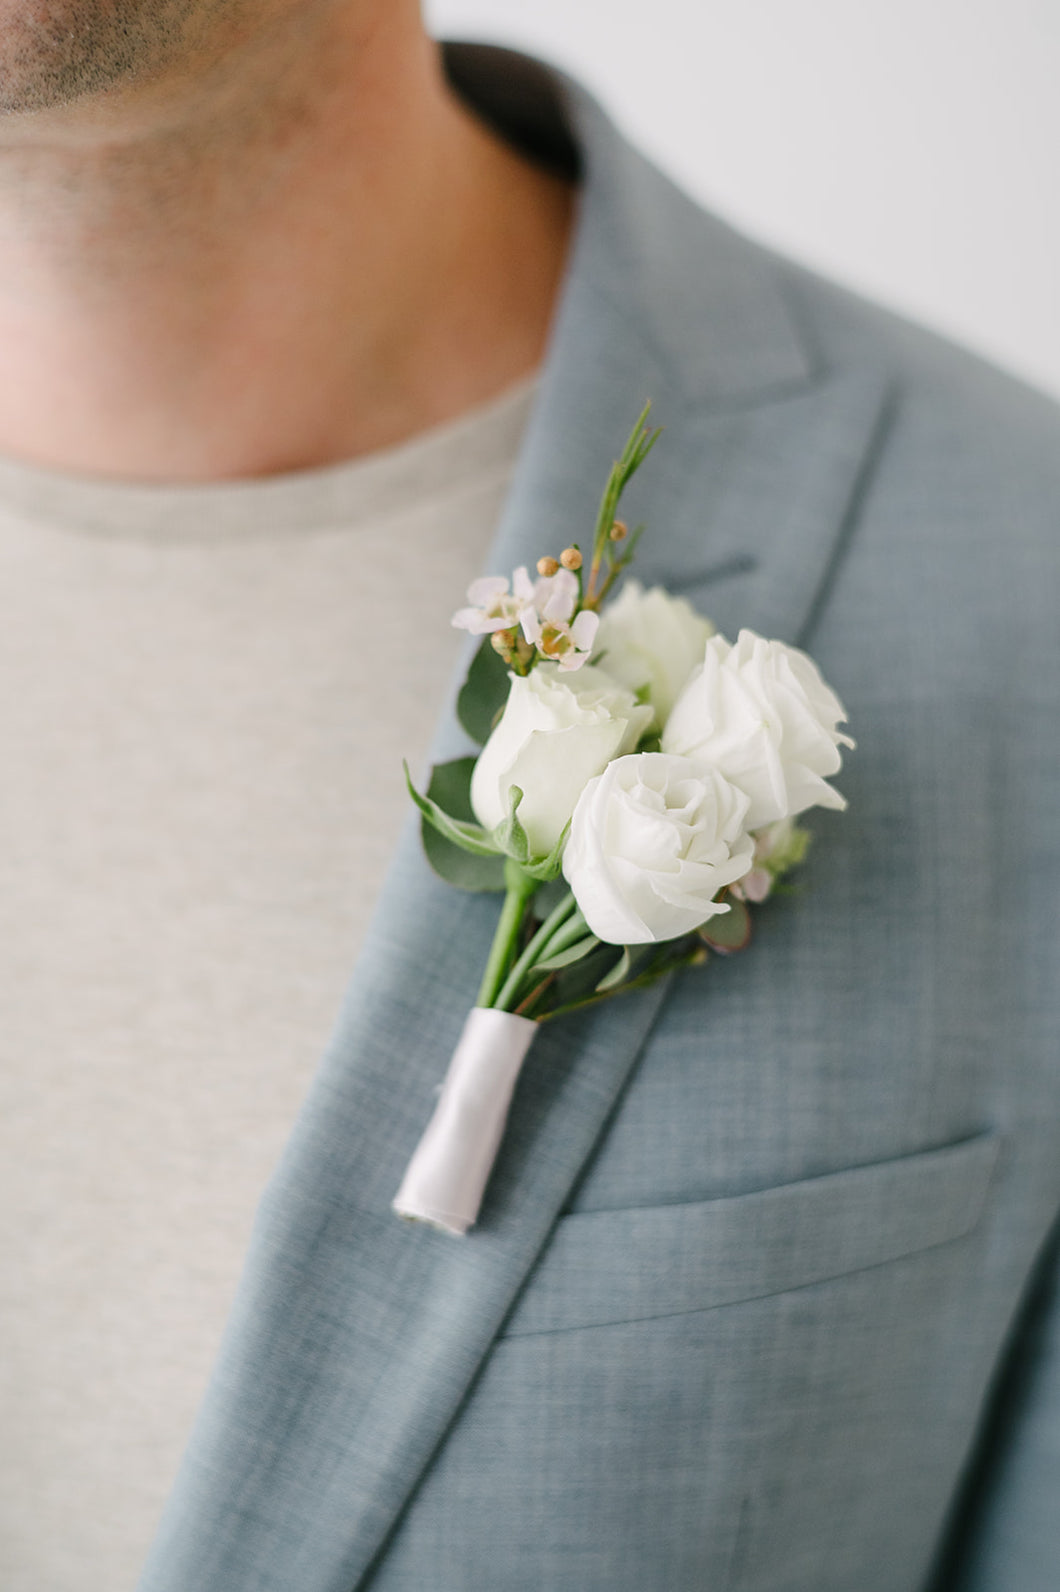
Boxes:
[138,45,1060,1592]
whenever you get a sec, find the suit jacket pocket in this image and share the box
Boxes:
[499,1129,1001,1337]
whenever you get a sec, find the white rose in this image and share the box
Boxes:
[592,580,715,729]
[471,663,653,856]
[562,752,755,944]
[662,630,854,831]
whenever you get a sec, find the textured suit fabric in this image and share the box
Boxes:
[137,45,1060,1592]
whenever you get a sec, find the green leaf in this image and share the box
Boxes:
[457,638,511,746]
[491,789,572,879]
[537,934,705,1021]
[530,934,601,975]
[425,756,478,819]
[589,407,661,574]
[404,761,501,858]
[422,828,506,891]
[542,941,622,1009]
[419,758,505,892]
[595,946,632,992]
[494,784,530,864]
[698,894,753,954]
[520,818,572,883]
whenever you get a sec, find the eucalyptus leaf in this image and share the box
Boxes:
[457,637,511,746]
[425,756,477,820]
[698,895,753,954]
[414,758,506,890]
[421,826,506,892]
[404,761,501,859]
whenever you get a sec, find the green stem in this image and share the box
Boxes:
[514,973,555,1019]
[493,890,578,1012]
[476,860,539,1009]
[537,910,590,960]
[585,404,659,605]
[538,969,664,1023]
[591,560,629,612]
[537,938,706,1023]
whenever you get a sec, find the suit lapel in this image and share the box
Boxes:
[138,54,893,1592]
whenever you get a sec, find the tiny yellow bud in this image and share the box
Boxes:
[490,629,514,655]
[609,519,628,542]
[560,546,583,571]
[537,556,559,577]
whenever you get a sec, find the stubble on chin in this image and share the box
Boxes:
[0,0,223,116]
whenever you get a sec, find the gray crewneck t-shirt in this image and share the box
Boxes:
[0,377,536,1591]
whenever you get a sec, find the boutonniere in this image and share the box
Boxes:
[394,406,853,1234]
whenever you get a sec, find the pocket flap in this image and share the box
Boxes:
[501,1130,1001,1337]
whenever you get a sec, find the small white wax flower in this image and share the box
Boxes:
[522,605,600,671]
[452,567,537,635]
[471,662,652,856]
[512,565,595,671]
[453,565,597,667]
[591,580,715,728]
[532,565,580,623]
[563,752,755,944]
[662,630,854,831]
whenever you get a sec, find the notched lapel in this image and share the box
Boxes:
[646,368,895,649]
[138,53,896,1592]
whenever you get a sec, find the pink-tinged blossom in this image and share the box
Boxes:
[730,816,810,902]
[452,564,598,670]
[530,566,579,624]
[452,567,538,635]
[731,867,773,904]
[521,605,600,671]
[519,566,597,669]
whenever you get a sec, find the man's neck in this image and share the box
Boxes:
[0,9,572,481]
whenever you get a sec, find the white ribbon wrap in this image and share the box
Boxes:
[392,1007,539,1236]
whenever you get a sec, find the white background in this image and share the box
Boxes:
[427,0,1060,400]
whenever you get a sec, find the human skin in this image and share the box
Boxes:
[0,1,573,478]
